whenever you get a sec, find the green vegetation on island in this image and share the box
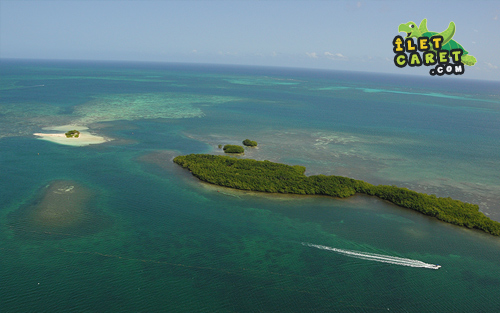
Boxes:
[242,139,258,147]
[173,154,500,236]
[65,130,80,138]
[223,145,244,154]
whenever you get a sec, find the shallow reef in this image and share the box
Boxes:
[8,180,111,239]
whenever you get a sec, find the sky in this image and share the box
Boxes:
[1,0,499,81]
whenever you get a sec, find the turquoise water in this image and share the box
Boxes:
[1,60,500,311]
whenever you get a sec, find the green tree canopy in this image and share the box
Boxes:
[65,130,80,138]
[174,154,500,236]
[242,139,257,147]
[223,145,244,154]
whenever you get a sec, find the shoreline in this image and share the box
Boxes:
[174,154,500,237]
[33,125,110,146]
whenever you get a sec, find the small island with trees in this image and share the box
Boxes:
[223,145,245,154]
[242,139,258,147]
[65,130,80,138]
[173,154,500,236]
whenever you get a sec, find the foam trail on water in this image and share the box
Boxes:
[303,243,441,269]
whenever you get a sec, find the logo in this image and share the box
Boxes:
[393,19,476,76]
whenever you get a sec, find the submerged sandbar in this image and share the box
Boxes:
[34,125,110,146]
[29,180,89,228]
[9,180,111,238]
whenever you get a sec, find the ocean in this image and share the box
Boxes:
[1,59,500,312]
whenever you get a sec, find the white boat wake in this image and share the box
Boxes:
[303,243,441,270]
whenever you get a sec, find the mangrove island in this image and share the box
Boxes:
[223,144,245,154]
[173,154,500,236]
[242,139,258,147]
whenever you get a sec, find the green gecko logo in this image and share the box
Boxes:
[393,19,476,76]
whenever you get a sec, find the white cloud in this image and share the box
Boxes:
[324,52,347,60]
[271,51,277,57]
[191,49,197,53]
[306,52,318,58]
[217,51,238,56]
[494,15,498,20]
[357,2,362,8]
[485,62,498,69]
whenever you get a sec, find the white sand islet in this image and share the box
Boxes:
[33,125,110,146]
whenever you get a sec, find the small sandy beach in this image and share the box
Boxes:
[34,125,110,146]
